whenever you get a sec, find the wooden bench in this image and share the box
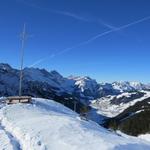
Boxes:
[6,96,32,104]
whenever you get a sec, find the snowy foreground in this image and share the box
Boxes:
[138,134,150,142]
[0,98,150,150]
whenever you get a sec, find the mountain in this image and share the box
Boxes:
[105,97,150,136]
[0,98,150,149]
[0,63,150,100]
[69,76,101,103]
[0,63,99,101]
[0,62,150,111]
[111,81,147,92]
[91,91,150,136]
[90,91,150,118]
[1,63,150,137]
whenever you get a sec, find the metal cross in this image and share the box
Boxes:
[19,23,31,97]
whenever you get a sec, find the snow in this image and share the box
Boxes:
[0,98,150,150]
[135,109,144,114]
[73,76,98,95]
[111,81,145,92]
[0,125,14,150]
[23,68,99,95]
[138,134,150,142]
[91,91,150,117]
[0,63,12,71]
[23,68,63,88]
[116,92,134,99]
[116,130,150,143]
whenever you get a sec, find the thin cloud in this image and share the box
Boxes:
[51,9,117,29]
[98,19,117,30]
[77,15,150,45]
[51,10,90,22]
[29,54,55,67]
[16,0,89,22]
[16,0,116,28]
[29,15,150,67]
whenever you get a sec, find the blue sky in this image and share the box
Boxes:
[1,0,150,82]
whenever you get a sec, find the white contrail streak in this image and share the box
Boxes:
[17,0,117,28]
[30,15,150,67]
[17,0,89,22]
[84,15,150,44]
[98,19,117,30]
[29,54,55,67]
[51,10,90,22]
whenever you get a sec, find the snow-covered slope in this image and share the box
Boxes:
[139,134,150,142]
[0,98,150,150]
[91,91,150,117]
[0,126,14,150]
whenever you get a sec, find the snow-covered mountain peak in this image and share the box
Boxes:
[22,68,68,89]
[68,75,92,81]
[0,63,12,71]
[49,70,65,82]
[111,81,146,92]
[71,76,97,85]
[49,70,63,78]
[72,76,99,95]
[129,81,144,89]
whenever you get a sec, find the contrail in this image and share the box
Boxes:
[59,15,150,53]
[98,19,117,30]
[29,54,55,67]
[29,15,150,67]
[16,0,116,28]
[16,0,90,22]
[84,15,150,44]
[51,10,90,22]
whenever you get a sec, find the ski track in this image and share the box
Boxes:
[0,107,47,150]
[0,122,22,150]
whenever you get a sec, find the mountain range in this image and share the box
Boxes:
[0,63,149,100]
[0,63,150,136]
